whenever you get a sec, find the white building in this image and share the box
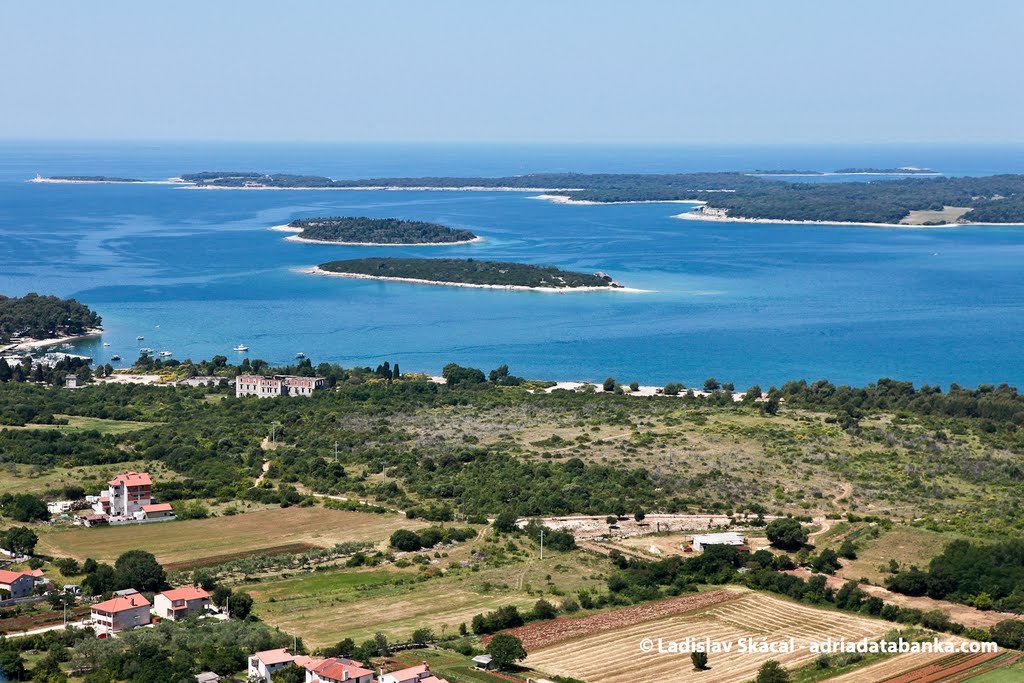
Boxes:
[90,590,151,634]
[690,532,746,552]
[94,471,153,517]
[154,586,211,620]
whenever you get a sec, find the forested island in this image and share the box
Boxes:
[177,170,1024,224]
[0,293,102,342]
[279,217,479,245]
[313,258,622,290]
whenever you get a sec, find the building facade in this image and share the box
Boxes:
[236,375,326,398]
[91,591,151,634]
[94,471,154,517]
[154,586,211,620]
[0,570,35,599]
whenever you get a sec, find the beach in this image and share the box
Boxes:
[268,224,484,246]
[299,266,648,293]
[2,328,104,353]
[533,194,706,206]
[672,207,1024,229]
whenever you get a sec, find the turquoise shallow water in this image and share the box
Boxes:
[2,142,1024,388]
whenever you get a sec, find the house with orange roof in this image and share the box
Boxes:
[90,589,151,634]
[0,569,35,600]
[153,586,211,620]
[379,663,448,683]
[248,648,324,683]
[308,657,374,683]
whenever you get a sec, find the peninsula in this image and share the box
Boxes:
[272,217,480,245]
[311,258,625,291]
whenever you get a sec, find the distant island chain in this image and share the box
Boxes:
[33,169,1024,226]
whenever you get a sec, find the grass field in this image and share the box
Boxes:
[900,206,973,225]
[250,548,607,647]
[37,506,423,564]
[523,591,899,683]
[387,649,513,683]
[838,527,965,585]
[2,414,154,435]
[0,459,175,496]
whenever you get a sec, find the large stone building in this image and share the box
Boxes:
[235,375,326,398]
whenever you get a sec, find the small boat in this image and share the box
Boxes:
[295,352,306,359]
[158,351,172,357]
[233,344,248,352]
[139,347,153,354]
[103,342,111,347]
[136,335,145,341]
[110,354,121,361]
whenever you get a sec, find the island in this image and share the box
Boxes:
[52,169,1024,225]
[0,293,102,349]
[310,258,626,291]
[272,217,480,245]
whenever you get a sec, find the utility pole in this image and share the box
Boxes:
[381,461,387,483]
[334,440,339,462]
[540,528,544,560]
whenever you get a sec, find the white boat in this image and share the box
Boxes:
[139,347,154,354]
[103,342,111,347]
[295,352,305,359]
[110,354,121,361]
[136,335,145,340]
[233,344,248,352]
[158,351,172,357]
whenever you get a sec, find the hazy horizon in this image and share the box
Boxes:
[2,0,1022,144]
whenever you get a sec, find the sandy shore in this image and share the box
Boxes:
[673,207,1024,229]
[5,328,103,352]
[299,266,648,292]
[268,224,483,246]
[186,184,582,192]
[533,194,706,206]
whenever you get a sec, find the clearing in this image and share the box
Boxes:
[900,206,973,225]
[37,507,422,564]
[250,549,606,647]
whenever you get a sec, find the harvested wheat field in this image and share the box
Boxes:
[523,590,893,683]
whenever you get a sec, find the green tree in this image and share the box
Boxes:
[410,628,433,645]
[633,509,646,524]
[486,633,527,670]
[389,529,421,551]
[114,550,166,592]
[691,650,709,671]
[755,660,791,683]
[703,377,720,391]
[229,591,253,620]
[765,518,807,551]
[603,377,616,392]
[271,665,306,683]
[1,526,38,555]
[493,510,518,533]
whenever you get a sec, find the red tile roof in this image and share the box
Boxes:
[109,471,152,487]
[92,593,150,613]
[253,648,295,666]
[421,677,450,683]
[158,586,210,602]
[313,658,374,680]
[0,570,31,585]
[386,663,430,682]
[142,503,174,513]
[294,655,324,671]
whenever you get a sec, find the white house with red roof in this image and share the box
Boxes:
[379,663,448,683]
[94,471,154,517]
[0,569,35,600]
[248,648,324,683]
[153,586,211,620]
[90,589,151,634]
[307,657,374,683]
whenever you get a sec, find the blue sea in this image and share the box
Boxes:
[2,141,1024,389]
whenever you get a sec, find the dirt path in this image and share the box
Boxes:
[254,460,271,487]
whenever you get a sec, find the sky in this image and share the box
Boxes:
[1,1,1021,143]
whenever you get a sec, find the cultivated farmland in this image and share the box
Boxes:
[37,507,423,564]
[523,591,896,683]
